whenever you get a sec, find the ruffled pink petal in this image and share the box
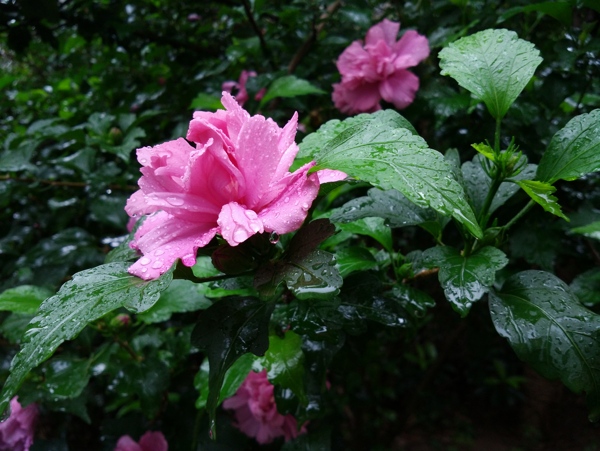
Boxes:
[220,91,251,145]
[129,212,217,280]
[379,69,420,110]
[114,435,143,451]
[138,431,169,451]
[316,169,347,184]
[333,80,382,115]
[273,112,300,182]
[217,202,264,246]
[258,164,320,234]
[393,30,430,67]
[336,41,370,81]
[365,18,400,47]
[233,114,291,208]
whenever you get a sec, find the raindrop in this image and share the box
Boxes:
[284,197,290,203]
[140,257,151,266]
[167,196,185,206]
[269,232,279,244]
[155,249,165,256]
[151,260,163,269]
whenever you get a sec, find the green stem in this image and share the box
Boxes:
[478,174,503,229]
[494,116,502,154]
[502,200,535,232]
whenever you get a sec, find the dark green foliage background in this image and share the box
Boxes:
[0,0,599,449]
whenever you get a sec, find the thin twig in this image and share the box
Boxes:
[241,0,274,69]
[288,0,343,74]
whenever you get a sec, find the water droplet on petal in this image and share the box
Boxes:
[155,249,165,256]
[140,257,151,266]
[151,260,163,269]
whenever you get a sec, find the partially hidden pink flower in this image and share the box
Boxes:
[0,397,38,451]
[332,19,429,114]
[223,370,307,444]
[125,92,346,280]
[222,70,265,106]
[114,431,168,451]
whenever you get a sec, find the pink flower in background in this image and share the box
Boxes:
[332,19,430,114]
[223,370,306,444]
[114,431,168,451]
[125,92,345,280]
[0,397,38,451]
[222,70,265,106]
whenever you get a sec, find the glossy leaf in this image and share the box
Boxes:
[489,270,600,421]
[257,331,307,405]
[194,353,255,410]
[337,217,392,253]
[335,247,378,278]
[570,269,600,306]
[515,180,569,221]
[0,262,173,415]
[0,285,53,314]
[190,296,273,435]
[422,246,508,316]
[537,110,600,183]
[303,110,482,238]
[499,2,572,28]
[439,29,542,119]
[137,279,212,323]
[282,250,342,301]
[330,188,443,234]
[260,75,325,106]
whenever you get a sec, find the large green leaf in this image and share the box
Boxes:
[190,296,273,436]
[302,111,482,238]
[571,221,600,241]
[0,262,173,415]
[537,110,600,183]
[137,279,212,323]
[489,270,600,421]
[439,29,542,120]
[422,246,508,316]
[337,217,392,253]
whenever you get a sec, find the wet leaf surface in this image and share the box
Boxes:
[0,262,173,415]
[439,28,542,119]
[489,270,600,421]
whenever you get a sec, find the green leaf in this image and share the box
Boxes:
[537,110,600,183]
[498,2,572,28]
[439,29,542,120]
[281,250,343,301]
[0,262,173,415]
[260,75,325,106]
[471,142,496,161]
[0,313,35,343]
[189,93,223,111]
[304,110,482,239]
[421,246,508,316]
[257,331,307,405]
[489,270,600,421]
[571,269,600,306]
[0,285,53,314]
[515,180,569,221]
[43,357,90,400]
[289,297,344,341]
[298,110,417,160]
[337,217,392,253]
[194,353,255,410]
[137,279,212,323]
[462,155,536,217]
[330,188,444,234]
[190,296,273,436]
[571,221,600,241]
[335,247,378,278]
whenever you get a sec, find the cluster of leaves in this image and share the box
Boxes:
[1,0,599,449]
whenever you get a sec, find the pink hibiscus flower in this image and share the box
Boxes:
[223,370,306,444]
[332,19,430,114]
[125,92,345,280]
[222,70,265,106]
[114,431,168,451]
[0,397,38,451]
